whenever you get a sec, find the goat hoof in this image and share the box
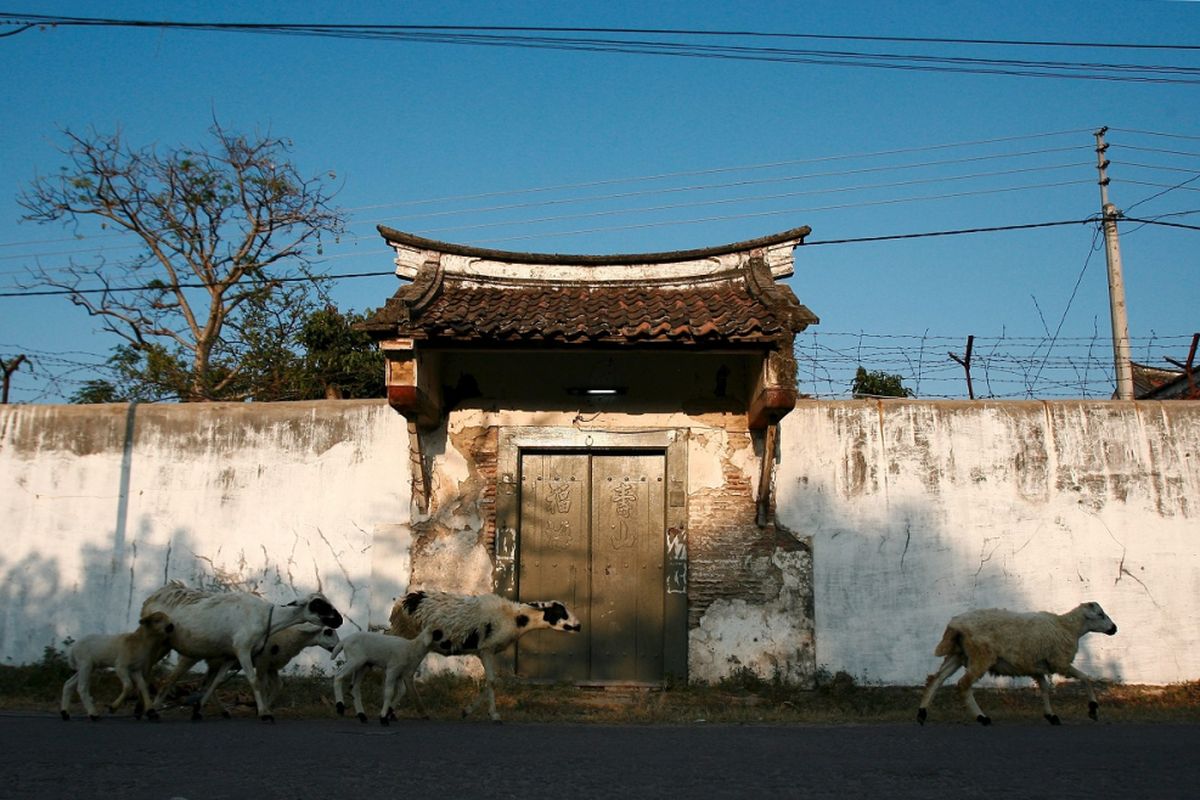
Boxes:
[976,715,992,726]
[260,714,275,724]
[379,716,389,727]
[916,708,927,725]
[1088,701,1099,720]
[60,711,70,722]
[1045,714,1061,726]
[145,709,159,722]
[221,710,232,719]
[190,705,203,722]
[356,712,368,724]
[88,715,100,722]
[335,702,346,716]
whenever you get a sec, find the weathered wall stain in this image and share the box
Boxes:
[3,398,1198,688]
[1,400,410,668]
[778,399,1200,686]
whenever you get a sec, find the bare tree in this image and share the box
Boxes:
[19,123,344,401]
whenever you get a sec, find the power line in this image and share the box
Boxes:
[3,15,1198,84]
[0,270,391,299]
[1122,217,1200,232]
[18,128,1192,269]
[375,152,1090,225]
[804,219,1093,246]
[0,218,1102,299]
[4,15,1200,51]
[0,175,1098,274]
[412,175,1093,239]
[0,129,1099,273]
[1029,225,1104,392]
[1110,128,1200,141]
[1,129,1189,275]
[1124,173,1200,213]
[471,180,1095,243]
[353,130,1099,213]
[1114,144,1200,159]
[0,142,1095,264]
[1120,179,1200,195]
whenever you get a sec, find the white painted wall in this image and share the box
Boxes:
[776,400,1200,686]
[4,398,1198,687]
[0,401,412,670]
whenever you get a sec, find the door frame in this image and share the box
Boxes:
[495,426,689,683]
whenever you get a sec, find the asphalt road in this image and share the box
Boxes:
[3,711,1197,799]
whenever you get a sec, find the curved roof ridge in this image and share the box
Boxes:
[377,225,810,266]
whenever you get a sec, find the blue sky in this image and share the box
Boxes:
[1,1,1197,402]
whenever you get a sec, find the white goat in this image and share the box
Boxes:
[917,601,1118,726]
[60,611,175,722]
[332,629,436,725]
[389,590,581,722]
[191,624,341,718]
[141,580,343,722]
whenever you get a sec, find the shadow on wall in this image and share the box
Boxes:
[807,496,1036,685]
[0,522,198,664]
[1,518,375,666]
[0,548,64,664]
[784,487,1133,686]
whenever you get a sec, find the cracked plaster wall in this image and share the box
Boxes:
[0,400,411,671]
[7,398,1193,687]
[688,547,814,684]
[776,399,1200,686]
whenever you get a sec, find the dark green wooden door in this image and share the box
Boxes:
[516,452,591,680]
[517,451,666,683]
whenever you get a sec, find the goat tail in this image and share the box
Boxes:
[401,591,426,615]
[933,624,962,658]
[389,597,423,639]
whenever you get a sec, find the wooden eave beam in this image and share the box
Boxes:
[747,345,799,430]
[380,338,442,429]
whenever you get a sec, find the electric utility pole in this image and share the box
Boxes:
[1094,127,1135,400]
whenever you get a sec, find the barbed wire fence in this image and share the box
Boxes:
[0,345,125,404]
[796,329,1197,399]
[3,330,1197,404]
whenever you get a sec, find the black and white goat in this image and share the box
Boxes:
[389,590,581,722]
[141,580,343,722]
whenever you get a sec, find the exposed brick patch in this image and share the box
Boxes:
[685,441,810,629]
